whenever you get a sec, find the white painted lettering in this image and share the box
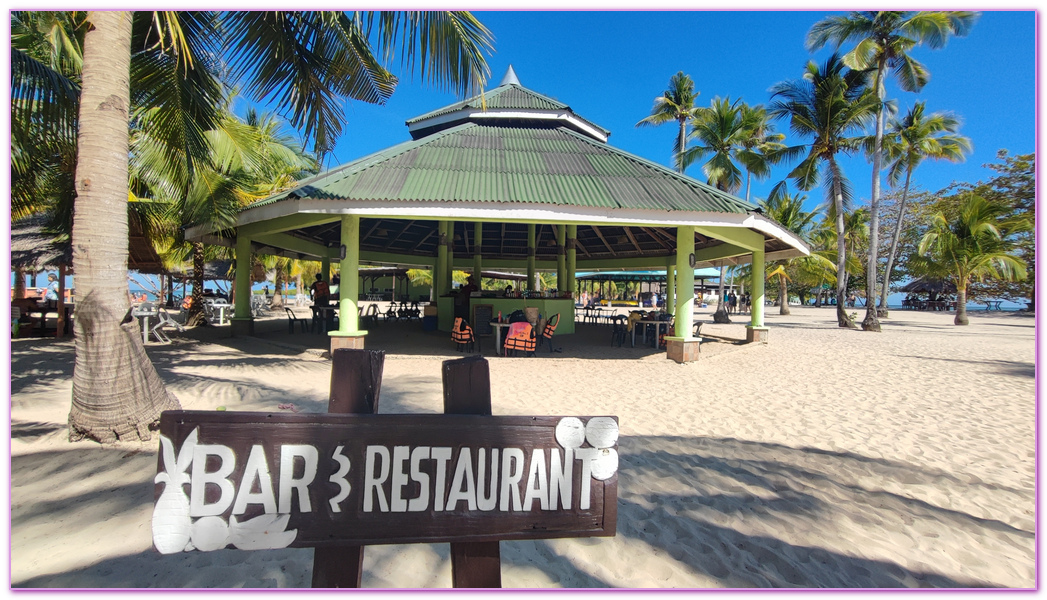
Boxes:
[190,444,236,517]
[574,448,597,510]
[549,448,573,509]
[445,448,477,511]
[499,448,525,511]
[389,446,411,513]
[430,447,452,512]
[363,445,390,513]
[327,445,351,513]
[523,448,549,511]
[408,447,431,512]
[476,448,499,511]
[279,445,318,513]
[233,445,278,515]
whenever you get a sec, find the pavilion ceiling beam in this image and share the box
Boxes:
[500,223,505,255]
[363,220,383,241]
[382,220,416,250]
[253,233,334,259]
[591,226,617,257]
[410,229,436,252]
[623,227,643,253]
[574,236,591,257]
[694,225,765,252]
[641,227,674,251]
[237,214,338,238]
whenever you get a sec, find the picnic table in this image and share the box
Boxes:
[985,300,1004,311]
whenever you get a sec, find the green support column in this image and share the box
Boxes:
[556,225,566,291]
[566,225,577,294]
[337,216,361,335]
[473,222,483,280]
[526,223,536,290]
[665,226,698,362]
[231,234,253,336]
[329,215,367,351]
[747,247,768,343]
[674,226,695,338]
[445,221,454,293]
[666,257,676,316]
[437,221,449,297]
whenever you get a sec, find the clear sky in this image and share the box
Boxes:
[279,10,1037,215]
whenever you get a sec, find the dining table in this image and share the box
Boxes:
[207,301,232,326]
[489,320,513,355]
[632,319,671,349]
[312,305,339,333]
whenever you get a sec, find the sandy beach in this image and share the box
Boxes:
[9,305,1036,589]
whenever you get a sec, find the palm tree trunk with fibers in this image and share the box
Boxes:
[831,160,856,328]
[862,61,888,332]
[879,168,913,311]
[68,11,179,443]
[955,284,969,325]
[778,273,790,315]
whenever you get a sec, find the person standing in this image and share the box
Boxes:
[310,273,330,307]
[45,274,60,308]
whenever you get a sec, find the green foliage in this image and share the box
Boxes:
[914,191,1029,296]
[635,71,701,173]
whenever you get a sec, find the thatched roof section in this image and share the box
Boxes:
[10,214,166,274]
[168,260,234,281]
[900,277,957,294]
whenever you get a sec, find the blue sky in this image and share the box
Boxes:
[278,10,1036,214]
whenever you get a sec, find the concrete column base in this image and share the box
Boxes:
[666,338,700,364]
[329,332,367,353]
[230,318,254,337]
[746,326,769,343]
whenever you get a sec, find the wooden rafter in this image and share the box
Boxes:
[410,228,436,252]
[640,226,673,251]
[623,227,642,253]
[591,225,617,257]
[382,220,416,250]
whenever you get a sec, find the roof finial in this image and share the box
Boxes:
[499,65,521,86]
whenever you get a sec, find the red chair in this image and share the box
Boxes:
[452,317,475,352]
[539,313,560,352]
[503,322,536,357]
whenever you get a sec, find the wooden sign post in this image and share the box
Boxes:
[152,350,618,588]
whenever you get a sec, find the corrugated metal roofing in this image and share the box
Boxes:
[249,122,759,215]
[406,84,570,123]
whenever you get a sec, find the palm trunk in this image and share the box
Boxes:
[954,285,969,325]
[879,168,913,312]
[862,62,888,332]
[186,242,207,325]
[713,264,730,323]
[778,273,790,315]
[68,11,179,443]
[831,159,856,328]
[676,118,687,174]
[14,268,27,299]
[745,170,752,203]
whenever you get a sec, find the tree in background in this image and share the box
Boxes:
[759,183,835,315]
[635,71,701,174]
[955,152,1035,311]
[875,101,971,310]
[914,192,1029,325]
[807,10,978,331]
[20,10,493,443]
[769,54,878,328]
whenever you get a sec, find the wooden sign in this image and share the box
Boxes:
[472,304,494,336]
[152,410,618,554]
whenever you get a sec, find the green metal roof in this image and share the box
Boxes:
[405,82,611,140]
[251,121,759,215]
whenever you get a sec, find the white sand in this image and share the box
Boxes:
[9,306,1036,588]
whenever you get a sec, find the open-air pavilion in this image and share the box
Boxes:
[186,67,810,362]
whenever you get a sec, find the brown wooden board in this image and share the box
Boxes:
[152,411,618,553]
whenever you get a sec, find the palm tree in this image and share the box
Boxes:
[680,96,750,193]
[807,10,979,331]
[635,71,700,173]
[915,193,1028,325]
[876,102,971,310]
[769,54,878,328]
[17,10,492,443]
[759,183,834,315]
[736,104,798,203]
